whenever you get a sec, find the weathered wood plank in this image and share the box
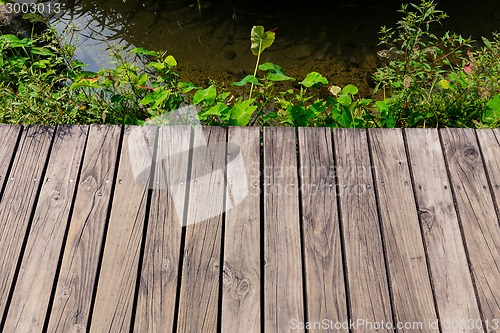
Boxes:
[0,125,21,194]
[177,126,227,333]
[3,125,88,333]
[263,127,304,333]
[476,129,500,218]
[134,125,192,333]
[332,128,393,332]
[405,128,481,332]
[0,125,54,320]
[48,125,121,333]
[222,127,261,333]
[369,128,437,330]
[298,127,347,333]
[90,126,157,332]
[440,128,500,323]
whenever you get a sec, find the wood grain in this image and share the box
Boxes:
[221,126,261,333]
[406,128,481,332]
[476,129,500,218]
[177,126,227,333]
[0,125,54,320]
[134,125,192,333]
[298,127,347,333]
[332,128,393,332]
[3,125,87,333]
[0,124,21,194]
[440,128,500,323]
[369,128,437,331]
[48,125,121,333]
[90,126,157,332]
[263,127,304,333]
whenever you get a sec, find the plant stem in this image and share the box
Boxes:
[249,39,262,100]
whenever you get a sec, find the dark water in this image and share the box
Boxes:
[50,0,500,96]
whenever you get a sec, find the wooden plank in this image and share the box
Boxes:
[332,128,393,332]
[405,128,481,332]
[441,128,500,323]
[221,127,260,333]
[134,125,192,333]
[47,125,121,333]
[476,129,500,217]
[177,126,227,333]
[0,125,54,320]
[368,128,437,330]
[263,127,304,332]
[298,127,347,333]
[90,126,157,332]
[3,125,88,333]
[0,125,21,194]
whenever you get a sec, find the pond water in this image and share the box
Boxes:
[47,0,500,96]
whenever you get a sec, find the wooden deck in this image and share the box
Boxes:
[0,124,499,333]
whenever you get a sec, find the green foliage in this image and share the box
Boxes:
[373,0,500,128]
[2,1,500,129]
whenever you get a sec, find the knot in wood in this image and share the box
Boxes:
[235,277,251,297]
[418,208,435,233]
[50,190,62,206]
[222,264,234,288]
[462,146,479,164]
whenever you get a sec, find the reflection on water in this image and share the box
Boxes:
[44,0,500,95]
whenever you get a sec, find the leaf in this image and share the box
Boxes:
[483,94,500,123]
[342,84,358,95]
[199,103,228,120]
[482,37,493,51]
[439,79,449,89]
[164,55,177,67]
[232,75,261,86]
[376,101,396,128]
[250,26,275,56]
[193,85,216,105]
[130,47,158,57]
[229,99,257,126]
[328,85,341,96]
[31,47,55,57]
[140,90,170,109]
[178,81,198,93]
[337,94,352,106]
[258,62,294,81]
[299,72,328,87]
[148,62,165,71]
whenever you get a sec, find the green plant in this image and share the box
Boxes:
[373,0,500,127]
[249,26,275,99]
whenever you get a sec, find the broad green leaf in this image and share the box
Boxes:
[130,47,158,57]
[193,85,216,105]
[483,94,500,123]
[229,99,257,126]
[164,55,177,67]
[137,72,148,86]
[140,90,170,109]
[299,72,328,87]
[178,81,198,93]
[148,62,165,71]
[250,26,275,56]
[232,75,261,86]
[31,47,55,57]
[200,103,228,120]
[337,94,352,106]
[342,84,358,95]
[258,62,294,81]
